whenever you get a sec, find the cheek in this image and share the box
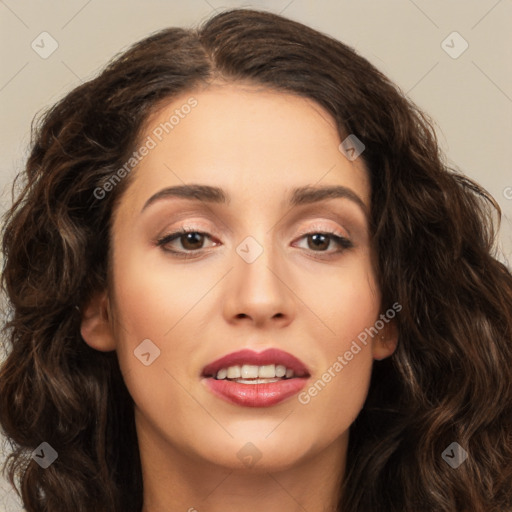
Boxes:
[108,241,227,411]
[110,240,210,339]
[300,255,380,345]
[295,263,379,429]
[109,273,199,443]
[108,247,189,404]
[297,336,374,443]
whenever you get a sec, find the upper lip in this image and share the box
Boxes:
[202,348,311,378]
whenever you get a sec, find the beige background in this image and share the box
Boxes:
[1,1,511,510]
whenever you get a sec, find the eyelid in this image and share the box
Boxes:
[159,222,216,238]
[286,206,360,235]
[157,220,350,244]
[294,221,350,240]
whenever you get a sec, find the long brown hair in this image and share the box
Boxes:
[1,8,511,512]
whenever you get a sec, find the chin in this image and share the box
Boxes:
[196,432,319,472]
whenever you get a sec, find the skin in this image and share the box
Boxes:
[81,83,398,512]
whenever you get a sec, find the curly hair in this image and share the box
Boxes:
[1,8,511,512]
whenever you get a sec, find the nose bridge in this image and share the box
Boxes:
[223,222,294,325]
[235,228,281,295]
[231,199,278,273]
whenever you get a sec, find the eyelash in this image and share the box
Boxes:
[156,226,353,260]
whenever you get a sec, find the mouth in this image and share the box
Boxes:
[201,348,311,408]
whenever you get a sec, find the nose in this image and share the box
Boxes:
[222,235,295,329]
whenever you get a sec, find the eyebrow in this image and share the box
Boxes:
[141,184,368,217]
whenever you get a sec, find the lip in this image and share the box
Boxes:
[201,348,311,408]
[201,348,310,378]
[203,378,309,407]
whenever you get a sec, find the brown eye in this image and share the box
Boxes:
[307,233,330,251]
[295,232,353,253]
[157,229,216,256]
[180,232,206,250]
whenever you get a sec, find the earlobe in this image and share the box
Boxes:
[80,291,117,352]
[372,319,399,361]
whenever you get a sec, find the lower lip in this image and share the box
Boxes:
[203,377,308,407]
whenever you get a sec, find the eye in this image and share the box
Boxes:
[156,228,217,257]
[156,227,353,259]
[294,231,353,254]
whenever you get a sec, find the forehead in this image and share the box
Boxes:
[117,83,370,215]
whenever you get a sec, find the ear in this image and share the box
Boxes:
[372,318,398,361]
[80,291,117,352]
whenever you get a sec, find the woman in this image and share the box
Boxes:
[1,8,511,512]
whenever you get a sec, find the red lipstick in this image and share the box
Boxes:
[201,348,310,408]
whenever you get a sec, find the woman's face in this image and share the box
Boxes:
[83,83,396,473]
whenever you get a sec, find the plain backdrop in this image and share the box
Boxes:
[1,1,511,510]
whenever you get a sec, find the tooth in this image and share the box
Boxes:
[275,365,286,377]
[227,366,241,378]
[220,364,296,380]
[241,365,259,378]
[258,364,276,378]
